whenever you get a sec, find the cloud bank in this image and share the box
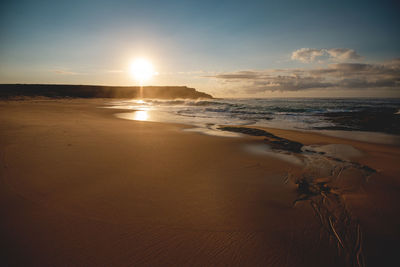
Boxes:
[291,48,361,63]
[208,58,400,93]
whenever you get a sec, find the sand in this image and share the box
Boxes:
[0,99,399,266]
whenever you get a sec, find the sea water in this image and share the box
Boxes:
[106,98,400,144]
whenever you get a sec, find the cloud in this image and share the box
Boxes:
[207,58,400,93]
[291,48,361,63]
[291,48,326,63]
[52,69,126,75]
[106,70,124,73]
[325,48,361,61]
[53,70,80,75]
[177,70,207,75]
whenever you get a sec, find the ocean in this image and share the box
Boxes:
[106,98,400,143]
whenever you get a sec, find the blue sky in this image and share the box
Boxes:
[1,0,399,97]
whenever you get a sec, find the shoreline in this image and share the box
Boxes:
[102,96,400,145]
[112,108,400,146]
[1,98,399,266]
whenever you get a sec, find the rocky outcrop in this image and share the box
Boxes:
[0,84,213,99]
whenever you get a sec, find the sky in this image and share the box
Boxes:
[0,0,399,97]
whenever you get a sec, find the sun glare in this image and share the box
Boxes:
[133,110,148,121]
[130,58,156,85]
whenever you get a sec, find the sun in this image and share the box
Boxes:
[129,58,156,85]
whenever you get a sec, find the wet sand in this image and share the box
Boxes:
[1,99,399,266]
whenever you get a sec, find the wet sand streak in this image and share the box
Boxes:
[219,126,376,267]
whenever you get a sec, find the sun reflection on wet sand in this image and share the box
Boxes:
[114,110,151,121]
[133,110,148,121]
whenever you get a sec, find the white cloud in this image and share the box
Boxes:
[291,48,361,63]
[291,48,326,63]
[326,48,361,61]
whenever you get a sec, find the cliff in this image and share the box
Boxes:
[0,84,213,99]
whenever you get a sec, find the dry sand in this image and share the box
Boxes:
[0,99,399,266]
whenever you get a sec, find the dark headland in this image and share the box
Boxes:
[0,84,213,99]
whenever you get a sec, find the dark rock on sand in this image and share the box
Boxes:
[218,126,304,153]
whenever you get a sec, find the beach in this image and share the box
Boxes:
[1,99,399,266]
